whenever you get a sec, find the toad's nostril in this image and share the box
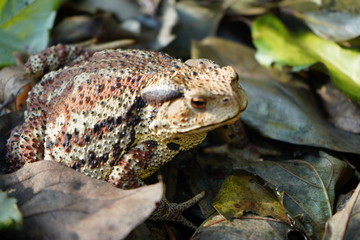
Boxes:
[222,97,230,104]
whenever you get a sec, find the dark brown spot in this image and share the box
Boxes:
[93,123,101,133]
[83,135,91,142]
[71,160,85,170]
[115,116,122,124]
[145,140,158,149]
[63,133,73,152]
[97,84,104,93]
[167,142,180,151]
[89,152,96,160]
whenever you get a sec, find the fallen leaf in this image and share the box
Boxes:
[0,161,163,240]
[317,82,360,133]
[323,183,360,240]
[151,0,178,50]
[213,173,292,225]
[164,0,228,57]
[236,152,350,239]
[51,13,131,45]
[0,66,32,111]
[74,0,141,21]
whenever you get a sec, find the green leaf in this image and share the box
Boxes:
[252,14,360,102]
[0,190,22,230]
[0,0,60,67]
[237,152,349,239]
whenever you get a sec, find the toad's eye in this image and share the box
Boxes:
[191,97,207,109]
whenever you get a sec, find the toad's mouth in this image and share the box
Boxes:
[177,101,248,136]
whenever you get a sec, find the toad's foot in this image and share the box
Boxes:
[150,191,205,229]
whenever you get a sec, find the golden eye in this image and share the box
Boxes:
[191,97,207,109]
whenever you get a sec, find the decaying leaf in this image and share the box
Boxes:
[0,161,163,240]
[73,0,141,21]
[213,173,291,225]
[236,152,350,239]
[317,82,360,134]
[151,0,178,50]
[0,65,33,112]
[164,0,228,57]
[191,37,360,154]
[323,183,360,240]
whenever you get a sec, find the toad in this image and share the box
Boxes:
[6,44,247,227]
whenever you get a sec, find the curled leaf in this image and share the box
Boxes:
[323,183,360,240]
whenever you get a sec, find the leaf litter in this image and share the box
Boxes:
[0,161,162,240]
[0,1,360,239]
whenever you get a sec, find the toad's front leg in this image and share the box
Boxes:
[108,140,204,228]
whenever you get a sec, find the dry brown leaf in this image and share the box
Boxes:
[323,183,360,240]
[0,161,162,240]
[317,82,360,134]
[51,13,133,44]
[0,66,33,112]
